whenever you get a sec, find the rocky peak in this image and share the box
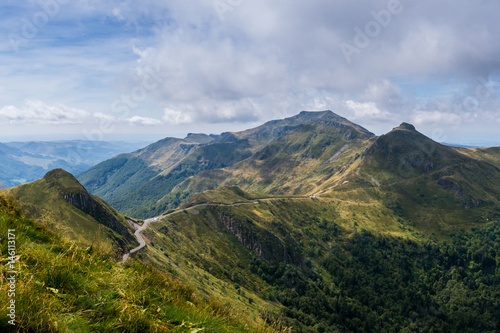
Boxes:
[394,122,417,131]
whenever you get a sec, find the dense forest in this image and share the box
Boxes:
[252,223,500,332]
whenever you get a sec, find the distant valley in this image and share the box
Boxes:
[0,140,148,188]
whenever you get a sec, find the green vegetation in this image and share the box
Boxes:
[78,134,255,218]
[78,111,375,218]
[0,196,281,332]
[263,226,500,332]
[141,193,499,332]
[2,169,138,256]
[137,112,376,218]
[179,186,270,208]
[5,112,500,332]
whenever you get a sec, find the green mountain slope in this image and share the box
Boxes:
[160,113,374,210]
[135,188,500,332]
[2,112,499,332]
[1,169,139,255]
[161,121,499,234]
[0,196,276,332]
[79,111,376,218]
[346,123,500,234]
[77,134,246,217]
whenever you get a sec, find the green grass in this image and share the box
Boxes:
[1,170,138,257]
[133,187,500,332]
[0,196,282,332]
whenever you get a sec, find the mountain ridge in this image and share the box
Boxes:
[78,110,374,217]
[78,111,500,223]
[3,112,500,332]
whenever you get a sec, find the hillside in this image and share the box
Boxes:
[348,123,500,234]
[148,120,500,233]
[158,113,374,211]
[1,169,139,255]
[0,196,276,332]
[133,187,500,332]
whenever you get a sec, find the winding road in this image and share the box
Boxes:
[120,196,318,263]
[120,201,262,263]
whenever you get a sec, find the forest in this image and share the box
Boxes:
[252,223,500,332]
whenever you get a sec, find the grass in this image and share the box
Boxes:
[0,196,284,332]
[1,170,138,258]
[137,193,419,324]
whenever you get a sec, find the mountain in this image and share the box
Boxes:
[116,116,499,330]
[136,186,500,332]
[1,169,139,255]
[0,196,265,332]
[351,123,500,233]
[3,111,500,332]
[79,111,376,218]
[0,140,148,188]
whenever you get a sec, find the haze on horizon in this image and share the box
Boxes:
[1,0,499,146]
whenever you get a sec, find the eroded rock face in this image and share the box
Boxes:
[64,192,129,235]
[437,178,463,197]
[216,211,301,264]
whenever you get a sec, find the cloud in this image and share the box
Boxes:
[162,108,193,125]
[345,100,391,121]
[93,112,116,121]
[361,80,403,106]
[128,115,162,126]
[1,0,500,144]
[412,111,464,127]
[0,100,89,124]
[123,0,500,128]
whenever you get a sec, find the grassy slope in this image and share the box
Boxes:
[134,192,414,329]
[1,170,138,256]
[134,188,499,331]
[352,125,500,235]
[0,197,279,333]
[155,116,375,213]
[77,137,200,205]
[77,134,256,218]
[78,111,375,219]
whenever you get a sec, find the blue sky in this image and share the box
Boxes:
[1,0,499,145]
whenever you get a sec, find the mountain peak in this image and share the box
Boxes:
[394,122,417,131]
[43,168,87,195]
[185,133,215,144]
[295,110,339,120]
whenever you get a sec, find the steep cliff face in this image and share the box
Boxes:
[63,192,129,235]
[216,210,301,264]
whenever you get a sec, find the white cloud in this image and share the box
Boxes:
[1,1,500,144]
[0,100,89,124]
[345,100,391,121]
[361,80,403,105]
[128,116,162,126]
[412,111,464,127]
[94,112,116,121]
[162,108,193,125]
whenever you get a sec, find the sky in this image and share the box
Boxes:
[0,0,499,146]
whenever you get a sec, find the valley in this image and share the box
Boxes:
[1,111,499,332]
